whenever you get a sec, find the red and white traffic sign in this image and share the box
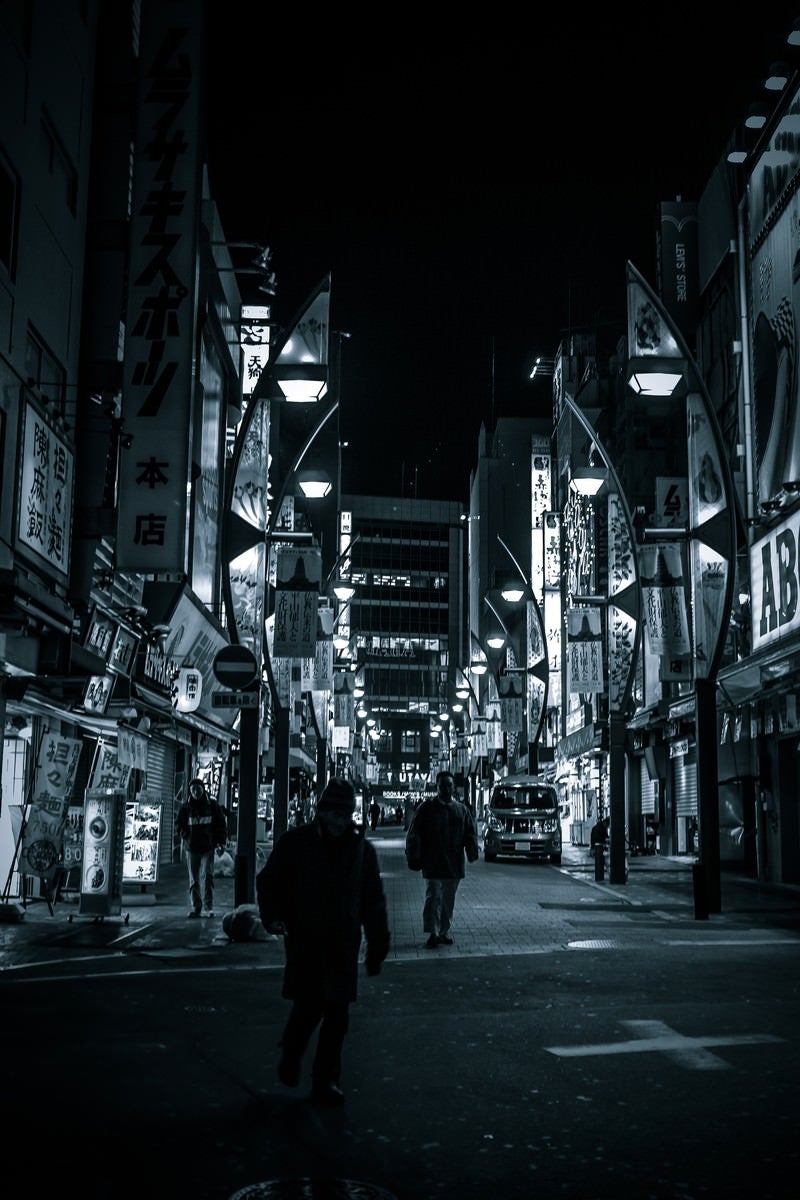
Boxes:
[212,644,258,689]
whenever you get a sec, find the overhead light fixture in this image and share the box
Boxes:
[452,702,464,713]
[529,356,555,379]
[788,17,800,47]
[764,61,791,91]
[296,469,332,499]
[627,369,683,396]
[486,633,506,650]
[744,101,770,130]
[274,364,328,403]
[470,660,488,676]
[570,466,607,497]
[500,583,525,603]
[331,578,355,601]
[456,686,470,700]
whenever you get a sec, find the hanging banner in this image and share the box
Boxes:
[567,608,604,693]
[639,543,690,656]
[273,547,321,658]
[498,675,524,732]
[334,672,355,728]
[18,731,83,879]
[88,740,132,792]
[471,717,487,758]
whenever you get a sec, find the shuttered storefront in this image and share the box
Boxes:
[639,757,658,815]
[672,749,698,817]
[145,737,180,867]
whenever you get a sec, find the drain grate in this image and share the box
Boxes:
[230,1182,398,1200]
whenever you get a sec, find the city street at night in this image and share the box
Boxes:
[2,833,798,1200]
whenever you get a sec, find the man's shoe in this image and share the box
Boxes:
[310,1082,345,1106]
[438,934,454,945]
[425,934,439,948]
[203,910,215,918]
[188,910,201,919]
[277,1052,300,1088]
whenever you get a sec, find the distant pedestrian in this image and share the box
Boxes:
[368,799,381,831]
[256,777,390,1106]
[405,770,479,949]
[175,778,228,918]
[590,814,609,852]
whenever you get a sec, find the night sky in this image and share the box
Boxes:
[204,7,799,502]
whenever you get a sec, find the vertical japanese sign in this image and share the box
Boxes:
[273,547,321,658]
[117,2,203,572]
[18,731,83,879]
[17,398,74,580]
[79,790,126,916]
[498,675,524,732]
[567,608,604,693]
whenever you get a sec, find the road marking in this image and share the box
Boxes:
[544,1018,784,1070]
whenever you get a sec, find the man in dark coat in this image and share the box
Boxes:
[256,777,390,1106]
[406,770,479,949]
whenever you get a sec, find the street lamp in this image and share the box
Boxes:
[626,262,736,915]
[222,275,336,907]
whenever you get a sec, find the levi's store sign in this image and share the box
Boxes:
[751,515,800,651]
[116,5,202,573]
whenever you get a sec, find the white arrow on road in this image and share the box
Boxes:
[545,1018,784,1070]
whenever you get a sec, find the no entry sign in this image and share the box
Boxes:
[212,644,258,689]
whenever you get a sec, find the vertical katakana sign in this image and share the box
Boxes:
[117,2,203,572]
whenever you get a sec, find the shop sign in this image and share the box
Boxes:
[18,731,83,879]
[123,792,162,884]
[17,396,73,581]
[79,789,125,916]
[669,737,689,758]
[117,727,148,771]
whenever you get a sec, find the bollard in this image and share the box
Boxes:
[593,844,605,882]
[692,862,709,920]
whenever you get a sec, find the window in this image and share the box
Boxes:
[25,327,66,412]
[40,112,77,216]
[0,151,19,277]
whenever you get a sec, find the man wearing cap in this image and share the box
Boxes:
[256,777,390,1106]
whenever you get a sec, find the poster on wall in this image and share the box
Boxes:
[123,792,162,884]
[79,790,126,917]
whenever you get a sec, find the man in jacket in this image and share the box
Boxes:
[175,777,227,918]
[406,770,479,949]
[256,777,390,1106]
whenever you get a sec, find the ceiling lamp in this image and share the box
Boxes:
[455,686,470,700]
[500,583,525,603]
[788,18,800,46]
[570,466,607,497]
[296,469,332,499]
[470,660,488,676]
[452,701,464,713]
[744,101,770,130]
[486,632,506,650]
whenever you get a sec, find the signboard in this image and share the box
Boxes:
[212,690,259,709]
[18,731,83,879]
[79,789,126,916]
[123,792,162,884]
[16,396,74,580]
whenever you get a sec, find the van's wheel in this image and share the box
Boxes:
[484,851,497,863]
[550,853,562,865]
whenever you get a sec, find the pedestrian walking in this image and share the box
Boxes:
[256,777,390,1107]
[175,777,228,918]
[368,798,381,831]
[405,770,479,949]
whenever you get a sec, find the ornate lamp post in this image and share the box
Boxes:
[222,276,336,906]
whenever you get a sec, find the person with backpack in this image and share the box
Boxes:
[175,777,228,918]
[256,777,390,1106]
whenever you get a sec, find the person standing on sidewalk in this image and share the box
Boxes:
[406,770,479,949]
[175,778,228,918]
[256,777,390,1107]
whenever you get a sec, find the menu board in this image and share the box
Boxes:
[123,793,162,884]
[79,790,126,916]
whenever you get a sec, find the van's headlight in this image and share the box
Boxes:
[543,817,557,832]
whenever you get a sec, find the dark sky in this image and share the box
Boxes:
[204,8,799,503]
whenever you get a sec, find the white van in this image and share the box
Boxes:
[482,776,562,864]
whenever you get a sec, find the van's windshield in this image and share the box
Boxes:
[490,788,557,811]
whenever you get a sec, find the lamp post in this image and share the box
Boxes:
[495,534,549,774]
[222,275,336,906]
[625,262,735,915]
[561,394,641,886]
